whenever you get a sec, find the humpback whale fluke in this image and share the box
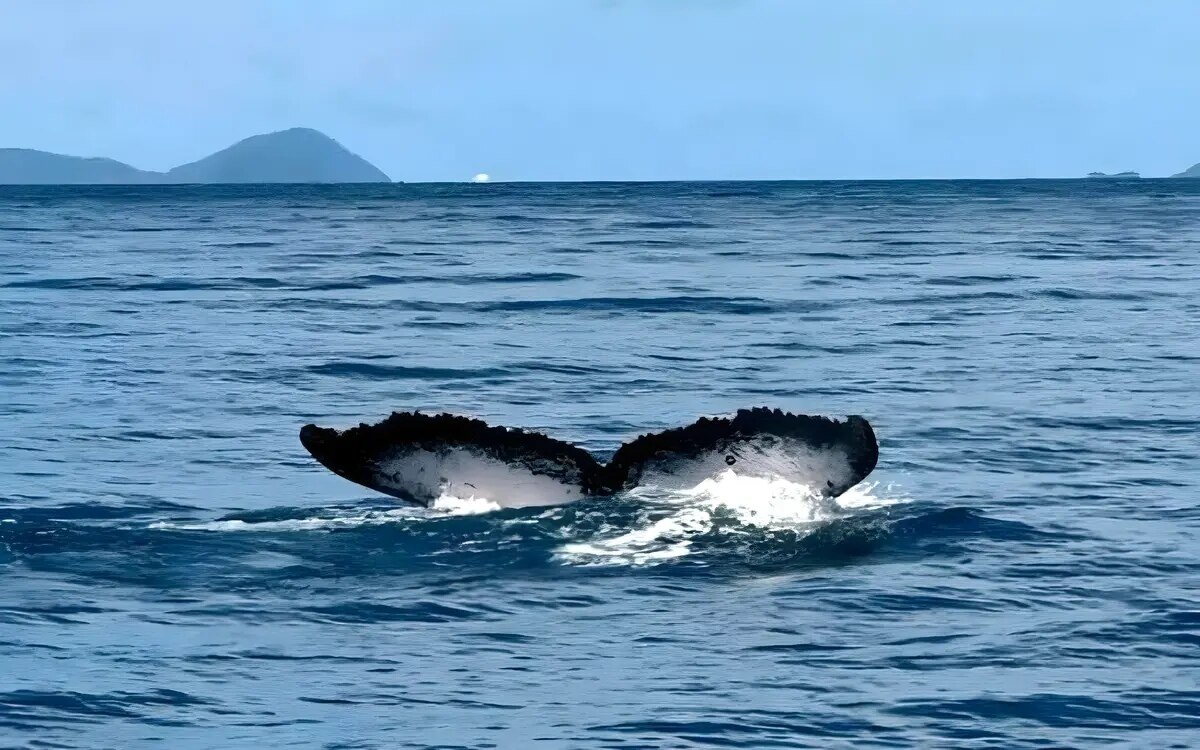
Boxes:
[299,412,605,508]
[604,408,877,497]
[299,408,878,509]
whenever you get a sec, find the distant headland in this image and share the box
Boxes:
[0,128,390,185]
[1088,166,1200,179]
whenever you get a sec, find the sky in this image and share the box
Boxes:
[1,0,1197,181]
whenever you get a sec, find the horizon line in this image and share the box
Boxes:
[0,176,1191,187]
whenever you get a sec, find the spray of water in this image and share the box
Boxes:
[554,470,906,567]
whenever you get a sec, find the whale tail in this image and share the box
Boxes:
[300,408,878,509]
[602,408,877,497]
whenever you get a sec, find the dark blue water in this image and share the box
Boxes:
[1,181,1198,748]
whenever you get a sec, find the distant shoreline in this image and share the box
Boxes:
[1,176,1197,186]
[4,129,1199,184]
[0,127,390,185]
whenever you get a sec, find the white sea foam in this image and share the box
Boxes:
[554,470,907,567]
[430,493,503,515]
[147,473,907,568]
[148,493,500,533]
[148,509,419,533]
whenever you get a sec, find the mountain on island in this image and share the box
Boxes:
[0,128,390,184]
[0,149,156,185]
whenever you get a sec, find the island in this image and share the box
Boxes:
[1086,171,1141,179]
[1171,163,1200,178]
[0,150,157,185]
[0,128,390,184]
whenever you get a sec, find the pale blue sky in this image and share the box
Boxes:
[1,0,1196,181]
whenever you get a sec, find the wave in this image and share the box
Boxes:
[2,271,582,292]
[306,362,510,381]
[620,220,716,230]
[470,296,783,315]
[304,359,614,381]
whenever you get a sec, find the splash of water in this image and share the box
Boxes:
[555,470,906,567]
[430,493,503,515]
[147,472,906,571]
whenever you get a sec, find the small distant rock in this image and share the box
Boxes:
[1086,171,1141,179]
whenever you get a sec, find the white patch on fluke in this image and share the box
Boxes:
[371,447,583,508]
[632,437,857,494]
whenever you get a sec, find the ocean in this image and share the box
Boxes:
[1,180,1197,748]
